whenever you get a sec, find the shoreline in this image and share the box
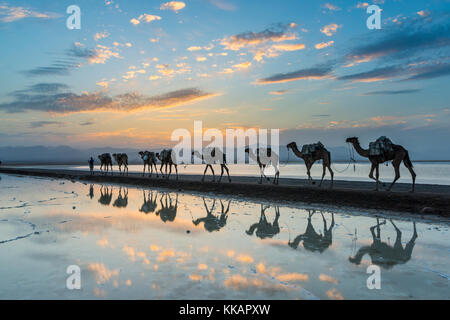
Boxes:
[1,167,449,217]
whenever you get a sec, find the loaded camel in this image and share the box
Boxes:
[139,190,158,214]
[98,153,113,175]
[139,151,158,178]
[346,137,416,192]
[349,219,417,269]
[244,147,280,184]
[156,193,178,223]
[286,142,334,188]
[246,204,280,239]
[289,210,335,253]
[156,149,178,180]
[192,198,231,232]
[192,147,231,183]
[112,153,129,176]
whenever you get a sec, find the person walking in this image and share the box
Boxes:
[88,157,95,176]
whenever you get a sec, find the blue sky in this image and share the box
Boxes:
[0,0,449,156]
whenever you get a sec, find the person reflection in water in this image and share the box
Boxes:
[192,198,230,232]
[88,184,94,200]
[139,190,158,214]
[156,193,178,223]
[349,219,418,269]
[289,210,335,253]
[98,186,113,206]
[246,205,280,239]
[113,187,128,208]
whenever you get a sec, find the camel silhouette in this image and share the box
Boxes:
[113,187,128,208]
[98,186,113,206]
[98,153,113,175]
[193,198,231,232]
[289,210,335,253]
[244,147,280,185]
[156,149,178,180]
[192,148,231,183]
[246,204,280,239]
[346,137,416,192]
[156,193,178,223]
[139,151,159,178]
[112,153,129,176]
[287,142,334,188]
[139,190,158,214]
[349,219,418,269]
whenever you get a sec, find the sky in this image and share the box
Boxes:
[0,0,449,156]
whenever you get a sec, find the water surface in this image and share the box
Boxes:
[0,174,449,299]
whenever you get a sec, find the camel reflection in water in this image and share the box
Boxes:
[113,187,128,208]
[139,190,158,214]
[246,205,280,239]
[289,210,335,253]
[156,193,178,223]
[98,186,113,206]
[192,198,231,232]
[349,218,417,269]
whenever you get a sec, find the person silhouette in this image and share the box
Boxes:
[88,157,95,176]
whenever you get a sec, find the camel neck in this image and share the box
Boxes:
[351,141,369,158]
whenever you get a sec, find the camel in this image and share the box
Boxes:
[113,187,128,208]
[246,205,280,239]
[192,147,231,183]
[156,193,178,223]
[349,219,417,269]
[98,153,113,175]
[244,147,280,184]
[139,151,158,178]
[0,160,2,166]
[286,142,334,188]
[346,137,416,192]
[139,190,158,214]
[112,153,128,176]
[289,210,335,253]
[156,149,178,180]
[193,198,230,232]
[98,186,113,206]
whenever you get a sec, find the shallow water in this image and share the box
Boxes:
[14,162,450,185]
[0,173,449,300]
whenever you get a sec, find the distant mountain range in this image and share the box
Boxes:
[0,145,447,164]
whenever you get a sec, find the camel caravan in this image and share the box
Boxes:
[90,135,416,192]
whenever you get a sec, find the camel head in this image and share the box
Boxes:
[156,152,161,160]
[244,147,250,153]
[138,151,144,157]
[346,137,359,144]
[286,142,296,150]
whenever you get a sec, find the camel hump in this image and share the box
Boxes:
[369,136,394,156]
[301,142,325,155]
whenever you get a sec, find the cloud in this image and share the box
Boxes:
[187,46,202,51]
[160,1,186,12]
[338,63,450,83]
[130,14,162,25]
[0,85,218,114]
[320,23,340,36]
[363,89,421,95]
[256,64,334,84]
[0,4,60,23]
[315,40,334,49]
[233,62,252,70]
[322,3,341,11]
[269,90,289,95]
[208,0,236,11]
[271,43,305,51]
[345,21,450,65]
[220,23,297,51]
[417,10,431,18]
[94,32,109,41]
[29,121,65,128]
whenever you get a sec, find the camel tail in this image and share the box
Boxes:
[404,151,413,168]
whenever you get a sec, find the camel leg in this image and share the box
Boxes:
[225,164,231,182]
[210,165,216,182]
[154,163,159,178]
[202,165,209,182]
[368,163,376,181]
[375,164,380,191]
[387,159,402,192]
[174,164,178,180]
[218,165,224,183]
[403,160,416,193]
[258,164,264,184]
[327,165,334,189]
[143,163,146,177]
[319,164,326,187]
[167,164,172,179]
